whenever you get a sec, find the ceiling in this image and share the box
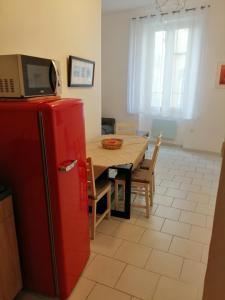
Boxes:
[102,0,208,13]
[102,0,154,13]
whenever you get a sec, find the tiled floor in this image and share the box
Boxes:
[17,146,221,300]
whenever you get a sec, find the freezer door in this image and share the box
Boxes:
[40,99,90,299]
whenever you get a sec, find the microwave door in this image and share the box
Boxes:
[49,61,60,94]
[20,55,56,97]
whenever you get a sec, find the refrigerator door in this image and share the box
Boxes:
[40,99,90,299]
[0,101,56,296]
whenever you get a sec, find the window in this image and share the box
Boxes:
[128,11,205,120]
[152,28,189,110]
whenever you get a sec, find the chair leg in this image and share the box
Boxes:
[107,188,111,219]
[149,183,153,207]
[152,173,155,194]
[145,185,150,218]
[91,200,96,240]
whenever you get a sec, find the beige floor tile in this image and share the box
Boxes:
[116,265,159,299]
[180,183,201,193]
[114,240,151,268]
[157,173,173,180]
[180,211,206,227]
[192,178,213,187]
[189,226,212,245]
[68,278,95,300]
[87,284,131,300]
[155,206,181,221]
[132,202,158,219]
[206,216,214,229]
[83,252,97,273]
[123,210,142,224]
[201,245,209,264]
[153,276,198,300]
[172,198,197,212]
[169,237,203,261]
[180,259,207,286]
[186,192,210,204]
[90,233,122,257]
[155,186,168,195]
[195,203,215,216]
[168,169,186,176]
[140,230,172,251]
[112,222,145,242]
[200,186,217,197]
[196,286,204,300]
[135,215,164,231]
[161,219,191,239]
[146,249,183,279]
[173,175,193,184]
[97,219,121,235]
[166,188,187,199]
[209,198,216,206]
[185,171,203,179]
[153,195,173,207]
[83,255,125,287]
[160,180,180,189]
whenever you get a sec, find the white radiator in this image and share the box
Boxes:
[152,119,177,140]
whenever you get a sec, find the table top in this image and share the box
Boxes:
[86,134,149,171]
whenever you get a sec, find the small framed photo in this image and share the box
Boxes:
[216,62,225,88]
[68,56,95,87]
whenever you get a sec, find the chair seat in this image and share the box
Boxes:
[140,158,152,170]
[88,179,111,200]
[132,169,151,184]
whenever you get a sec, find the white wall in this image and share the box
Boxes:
[0,0,101,141]
[102,0,225,153]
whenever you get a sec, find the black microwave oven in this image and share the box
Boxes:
[0,54,61,98]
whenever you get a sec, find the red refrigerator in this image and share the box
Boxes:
[0,97,90,299]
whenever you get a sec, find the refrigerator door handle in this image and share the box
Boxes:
[58,160,78,173]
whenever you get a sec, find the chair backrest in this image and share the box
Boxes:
[116,122,137,136]
[150,134,162,173]
[86,157,96,199]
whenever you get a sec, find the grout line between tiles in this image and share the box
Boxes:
[113,262,128,289]
[85,281,97,300]
[143,247,153,270]
[151,274,162,300]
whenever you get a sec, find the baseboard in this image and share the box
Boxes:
[182,147,221,157]
[149,139,221,156]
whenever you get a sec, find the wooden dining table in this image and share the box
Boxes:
[86,134,149,178]
[86,134,149,219]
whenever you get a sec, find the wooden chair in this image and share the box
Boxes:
[131,138,162,217]
[139,134,162,193]
[116,122,137,136]
[87,157,111,239]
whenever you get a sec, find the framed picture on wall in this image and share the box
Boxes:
[68,56,95,87]
[216,62,225,88]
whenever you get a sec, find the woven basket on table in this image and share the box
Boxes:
[101,138,123,150]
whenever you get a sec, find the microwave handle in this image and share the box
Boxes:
[50,60,59,93]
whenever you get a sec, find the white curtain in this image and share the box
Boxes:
[127,9,207,122]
